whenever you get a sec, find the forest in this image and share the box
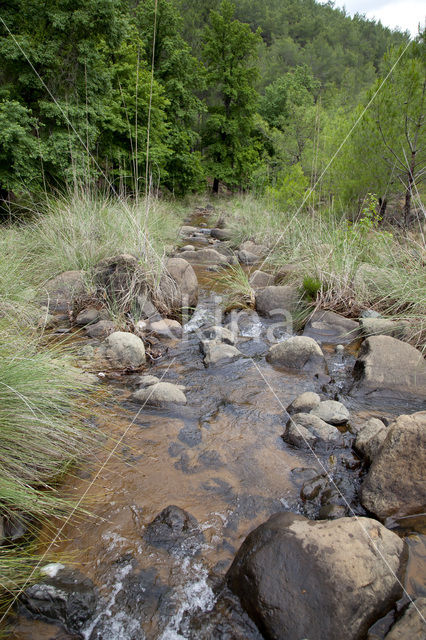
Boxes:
[1,0,424,222]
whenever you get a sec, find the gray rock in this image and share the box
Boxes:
[179,225,198,237]
[41,271,85,313]
[318,504,347,519]
[203,341,242,366]
[274,264,300,284]
[361,411,426,521]
[283,413,342,450]
[160,257,198,311]
[359,317,409,339]
[355,417,387,462]
[136,375,160,387]
[311,400,350,425]
[211,228,232,241]
[179,248,228,265]
[180,244,196,252]
[134,293,161,321]
[266,336,326,373]
[85,320,115,339]
[240,240,267,257]
[361,309,382,319]
[75,307,102,326]
[287,391,321,414]
[237,249,259,265]
[352,336,426,400]
[144,505,204,557]
[102,331,146,368]
[255,285,299,317]
[227,513,405,640]
[249,270,275,288]
[303,310,359,344]
[132,381,187,406]
[300,475,328,500]
[200,325,236,345]
[384,598,426,639]
[149,318,182,339]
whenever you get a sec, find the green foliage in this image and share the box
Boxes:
[202,1,263,190]
[302,276,322,300]
[266,163,309,209]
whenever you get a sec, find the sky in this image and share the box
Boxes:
[320,1,425,37]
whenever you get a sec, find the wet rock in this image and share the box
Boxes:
[101,331,146,368]
[249,270,275,288]
[202,341,242,366]
[361,411,426,521]
[93,254,147,307]
[134,293,161,321]
[311,399,350,425]
[41,271,85,313]
[352,336,426,401]
[238,249,259,265]
[85,320,115,339]
[287,391,321,414]
[303,310,359,344]
[290,466,321,486]
[384,598,426,639]
[355,417,387,462]
[186,589,264,640]
[359,317,409,340]
[240,240,267,257]
[160,257,198,311]
[318,503,347,519]
[179,248,228,266]
[255,285,299,317]
[149,318,182,339]
[200,325,236,345]
[300,474,328,500]
[266,336,326,373]
[144,505,204,556]
[132,381,187,406]
[75,307,102,326]
[211,228,233,241]
[227,512,405,640]
[283,413,342,450]
[20,567,97,633]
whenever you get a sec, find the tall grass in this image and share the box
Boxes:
[226,195,426,348]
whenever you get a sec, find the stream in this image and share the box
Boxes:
[7,211,426,640]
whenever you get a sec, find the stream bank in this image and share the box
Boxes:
[5,206,426,640]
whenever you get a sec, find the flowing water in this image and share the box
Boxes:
[7,212,426,639]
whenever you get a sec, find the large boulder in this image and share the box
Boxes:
[310,399,350,425]
[160,257,198,311]
[255,285,299,318]
[266,336,326,373]
[238,249,259,265]
[384,598,426,639]
[249,270,275,288]
[202,340,242,366]
[283,412,342,450]
[303,310,359,344]
[227,512,406,640]
[351,336,426,400]
[287,391,321,414]
[41,271,85,313]
[101,331,146,368]
[93,254,147,307]
[359,317,409,340]
[178,248,228,266]
[361,411,426,520]
[354,417,387,462]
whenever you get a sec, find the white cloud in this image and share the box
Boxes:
[320,1,425,36]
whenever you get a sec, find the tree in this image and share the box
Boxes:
[202,0,262,192]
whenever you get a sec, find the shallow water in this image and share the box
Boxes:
[7,213,426,639]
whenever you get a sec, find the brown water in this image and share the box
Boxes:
[7,212,426,639]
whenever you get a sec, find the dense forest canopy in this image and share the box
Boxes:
[0,0,423,219]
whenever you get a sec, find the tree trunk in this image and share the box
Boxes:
[403,151,416,228]
[212,177,219,194]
